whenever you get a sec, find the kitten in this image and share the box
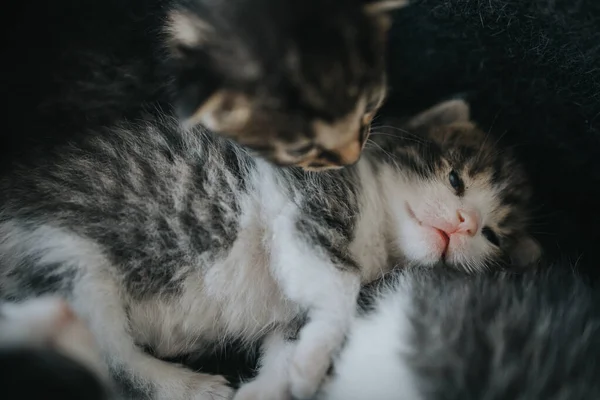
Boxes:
[4,0,407,173]
[232,99,541,399]
[0,297,112,400]
[0,99,538,400]
[316,266,600,400]
[164,0,408,169]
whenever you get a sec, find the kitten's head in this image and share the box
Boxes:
[372,100,541,272]
[164,0,408,170]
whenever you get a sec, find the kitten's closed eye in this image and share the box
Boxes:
[287,143,316,158]
[165,0,408,171]
[481,227,500,246]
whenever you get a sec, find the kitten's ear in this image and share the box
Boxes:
[165,11,220,123]
[362,0,409,32]
[164,10,258,131]
[165,10,213,50]
[509,235,542,267]
[406,99,471,131]
[362,0,410,15]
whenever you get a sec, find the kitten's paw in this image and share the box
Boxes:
[189,374,234,400]
[233,379,290,400]
[289,347,331,399]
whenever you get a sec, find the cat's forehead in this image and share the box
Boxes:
[427,124,514,177]
[280,8,387,118]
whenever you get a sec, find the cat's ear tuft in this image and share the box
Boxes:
[509,235,542,268]
[406,99,471,131]
[165,10,213,51]
[185,90,253,134]
[362,0,410,15]
[165,10,261,130]
[165,9,261,79]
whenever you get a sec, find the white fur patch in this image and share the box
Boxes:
[319,277,422,400]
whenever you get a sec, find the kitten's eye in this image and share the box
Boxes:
[481,227,500,246]
[449,170,463,192]
[287,143,315,157]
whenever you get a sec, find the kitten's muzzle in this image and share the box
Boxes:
[297,133,366,171]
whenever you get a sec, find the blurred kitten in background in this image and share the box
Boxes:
[0,297,113,400]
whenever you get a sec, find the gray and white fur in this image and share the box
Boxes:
[317,266,600,400]
[0,100,538,400]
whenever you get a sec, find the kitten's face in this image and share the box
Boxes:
[165,0,408,170]
[374,100,541,272]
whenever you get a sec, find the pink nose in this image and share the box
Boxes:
[428,209,480,237]
[455,209,479,236]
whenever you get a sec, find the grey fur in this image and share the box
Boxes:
[0,115,367,398]
[1,119,251,300]
[319,267,600,400]
[0,117,363,299]
[0,101,535,399]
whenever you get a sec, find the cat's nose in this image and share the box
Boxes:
[455,209,479,236]
[311,140,362,169]
[427,209,479,237]
[334,139,362,165]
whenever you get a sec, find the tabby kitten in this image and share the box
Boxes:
[233,100,541,399]
[165,0,408,169]
[0,99,538,400]
[316,266,600,400]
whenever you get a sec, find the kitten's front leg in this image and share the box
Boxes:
[69,269,233,400]
[271,214,361,399]
[233,331,294,400]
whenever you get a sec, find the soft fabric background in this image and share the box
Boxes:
[1,0,600,382]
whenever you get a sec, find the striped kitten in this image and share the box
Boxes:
[6,0,406,172]
[0,99,538,400]
[166,0,408,169]
[316,266,600,400]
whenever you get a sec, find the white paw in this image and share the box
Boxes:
[234,379,291,400]
[289,347,331,399]
[190,374,234,400]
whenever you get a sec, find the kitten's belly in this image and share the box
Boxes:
[127,231,297,358]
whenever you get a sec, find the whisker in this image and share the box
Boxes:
[370,125,428,140]
[365,139,400,170]
[369,132,428,146]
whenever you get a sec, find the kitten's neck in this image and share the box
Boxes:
[349,158,398,284]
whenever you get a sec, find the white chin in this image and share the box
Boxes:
[397,223,444,267]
